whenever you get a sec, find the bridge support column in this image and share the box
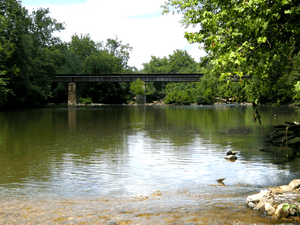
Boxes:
[68,82,79,105]
[136,83,146,104]
[136,95,146,104]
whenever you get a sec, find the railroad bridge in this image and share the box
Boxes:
[52,73,205,104]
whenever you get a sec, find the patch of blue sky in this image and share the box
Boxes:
[21,0,87,6]
[126,11,162,19]
[184,45,196,51]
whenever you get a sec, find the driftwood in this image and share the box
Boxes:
[266,121,300,144]
[262,121,300,158]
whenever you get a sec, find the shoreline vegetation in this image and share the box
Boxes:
[1,0,300,110]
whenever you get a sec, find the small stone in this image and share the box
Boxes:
[265,203,276,216]
[151,191,162,196]
[226,150,238,156]
[247,202,256,208]
[289,179,300,189]
[216,177,226,182]
[280,185,294,192]
[246,190,270,204]
[270,186,283,195]
[108,222,118,225]
[296,204,300,212]
[254,197,273,211]
[290,208,298,216]
[272,203,290,220]
[224,155,238,162]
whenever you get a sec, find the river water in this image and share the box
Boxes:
[0,104,300,224]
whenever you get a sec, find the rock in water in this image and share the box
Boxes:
[226,150,238,156]
[224,155,238,162]
[216,177,226,182]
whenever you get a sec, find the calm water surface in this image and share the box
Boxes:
[0,104,300,224]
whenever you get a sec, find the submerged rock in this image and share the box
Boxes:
[224,155,238,161]
[226,150,238,156]
[216,177,226,182]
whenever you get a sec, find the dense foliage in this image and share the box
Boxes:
[163,0,300,104]
[142,49,204,104]
[0,0,135,107]
[52,34,135,104]
[130,78,145,96]
[141,49,245,105]
[1,0,64,108]
[1,0,300,108]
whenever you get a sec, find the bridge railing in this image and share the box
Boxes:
[52,73,205,83]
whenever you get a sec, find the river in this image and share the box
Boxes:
[0,104,300,224]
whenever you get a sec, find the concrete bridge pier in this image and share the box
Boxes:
[136,95,146,104]
[68,82,79,105]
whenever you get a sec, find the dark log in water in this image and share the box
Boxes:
[263,121,300,156]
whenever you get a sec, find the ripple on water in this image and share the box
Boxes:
[1,105,300,224]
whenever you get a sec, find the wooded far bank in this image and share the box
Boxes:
[1,0,300,109]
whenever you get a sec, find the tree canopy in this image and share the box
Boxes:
[0,0,65,108]
[163,0,300,104]
[142,49,206,104]
[142,49,199,74]
[0,0,135,107]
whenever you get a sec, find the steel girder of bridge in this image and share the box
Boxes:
[52,73,205,83]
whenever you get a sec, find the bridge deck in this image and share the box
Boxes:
[52,73,205,83]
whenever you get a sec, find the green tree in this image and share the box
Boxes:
[142,49,199,74]
[142,56,170,74]
[163,0,300,104]
[0,0,18,105]
[1,0,65,108]
[105,36,133,70]
[68,34,98,60]
[168,49,198,73]
[195,75,219,105]
[142,49,201,104]
[130,78,145,96]
[83,51,123,74]
[164,82,196,105]
[51,34,134,104]
[81,51,129,104]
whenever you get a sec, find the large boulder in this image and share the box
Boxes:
[254,197,273,211]
[280,185,294,192]
[246,190,270,207]
[270,186,283,195]
[246,179,300,222]
[289,179,300,189]
[265,203,276,216]
[271,203,290,220]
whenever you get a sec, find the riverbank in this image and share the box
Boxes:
[0,189,272,225]
[49,100,254,107]
[246,179,300,223]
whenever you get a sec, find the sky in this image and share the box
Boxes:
[21,0,206,70]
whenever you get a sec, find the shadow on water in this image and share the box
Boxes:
[0,104,300,224]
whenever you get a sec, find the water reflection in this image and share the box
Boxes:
[0,105,299,199]
[68,106,76,131]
